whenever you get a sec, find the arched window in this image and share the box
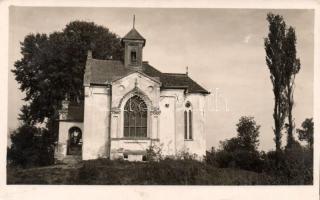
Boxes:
[124,95,148,138]
[67,126,82,155]
[184,101,193,140]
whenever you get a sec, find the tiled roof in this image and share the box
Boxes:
[87,58,210,94]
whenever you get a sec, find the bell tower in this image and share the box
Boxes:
[122,15,146,70]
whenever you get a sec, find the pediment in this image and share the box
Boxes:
[111,71,161,86]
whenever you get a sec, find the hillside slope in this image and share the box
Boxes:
[7,159,280,185]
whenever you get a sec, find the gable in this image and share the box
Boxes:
[110,72,161,109]
[111,71,161,86]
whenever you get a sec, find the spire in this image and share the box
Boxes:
[186,66,189,76]
[133,14,135,29]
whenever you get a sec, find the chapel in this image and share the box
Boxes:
[55,21,210,162]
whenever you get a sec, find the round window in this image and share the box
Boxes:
[185,102,191,108]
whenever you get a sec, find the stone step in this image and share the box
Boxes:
[62,155,82,165]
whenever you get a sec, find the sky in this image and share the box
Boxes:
[8,7,314,151]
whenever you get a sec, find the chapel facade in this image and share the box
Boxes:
[55,24,210,162]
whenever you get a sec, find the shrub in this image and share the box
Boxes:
[145,143,163,161]
[205,136,263,172]
[205,148,263,172]
[175,148,198,160]
[141,158,207,184]
[261,147,313,184]
[7,125,55,168]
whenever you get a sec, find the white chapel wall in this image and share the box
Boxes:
[56,121,83,160]
[82,86,111,160]
[159,90,207,158]
[109,72,161,159]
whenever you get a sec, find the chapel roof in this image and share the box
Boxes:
[86,58,210,94]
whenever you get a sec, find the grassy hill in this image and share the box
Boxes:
[7,159,280,185]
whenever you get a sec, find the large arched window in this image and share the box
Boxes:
[124,95,148,138]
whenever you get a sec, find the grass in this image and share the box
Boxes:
[7,158,281,185]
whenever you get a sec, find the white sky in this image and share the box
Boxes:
[8,7,314,151]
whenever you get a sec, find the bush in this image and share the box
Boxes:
[261,147,313,184]
[7,125,55,168]
[141,159,207,185]
[205,143,313,184]
[205,148,263,172]
[145,143,163,161]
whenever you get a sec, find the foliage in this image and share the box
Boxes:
[297,118,313,149]
[205,146,263,172]
[260,147,313,184]
[264,13,301,150]
[205,144,312,184]
[7,124,55,168]
[8,158,278,185]
[205,115,313,184]
[145,143,163,161]
[12,21,123,125]
[146,144,198,161]
[283,25,301,149]
[264,13,288,151]
[205,116,262,172]
[10,21,123,168]
[236,116,260,152]
[175,148,198,160]
[18,105,34,126]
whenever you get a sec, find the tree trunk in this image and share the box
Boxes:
[286,84,294,149]
[273,87,282,152]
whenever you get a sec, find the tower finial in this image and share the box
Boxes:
[133,14,135,28]
[186,66,189,76]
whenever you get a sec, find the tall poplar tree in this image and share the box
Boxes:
[283,27,300,149]
[264,13,288,152]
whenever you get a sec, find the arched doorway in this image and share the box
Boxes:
[67,126,82,155]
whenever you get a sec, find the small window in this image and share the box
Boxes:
[184,111,188,139]
[142,155,147,161]
[131,51,137,63]
[189,110,192,140]
[184,102,193,140]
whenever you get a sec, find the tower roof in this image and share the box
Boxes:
[122,28,146,44]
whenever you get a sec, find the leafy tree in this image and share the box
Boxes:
[12,21,123,128]
[18,105,34,126]
[209,116,262,171]
[264,13,288,152]
[8,104,55,167]
[283,27,301,149]
[219,116,260,153]
[236,116,260,152]
[219,137,240,153]
[10,21,123,166]
[7,124,54,168]
[297,118,313,149]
